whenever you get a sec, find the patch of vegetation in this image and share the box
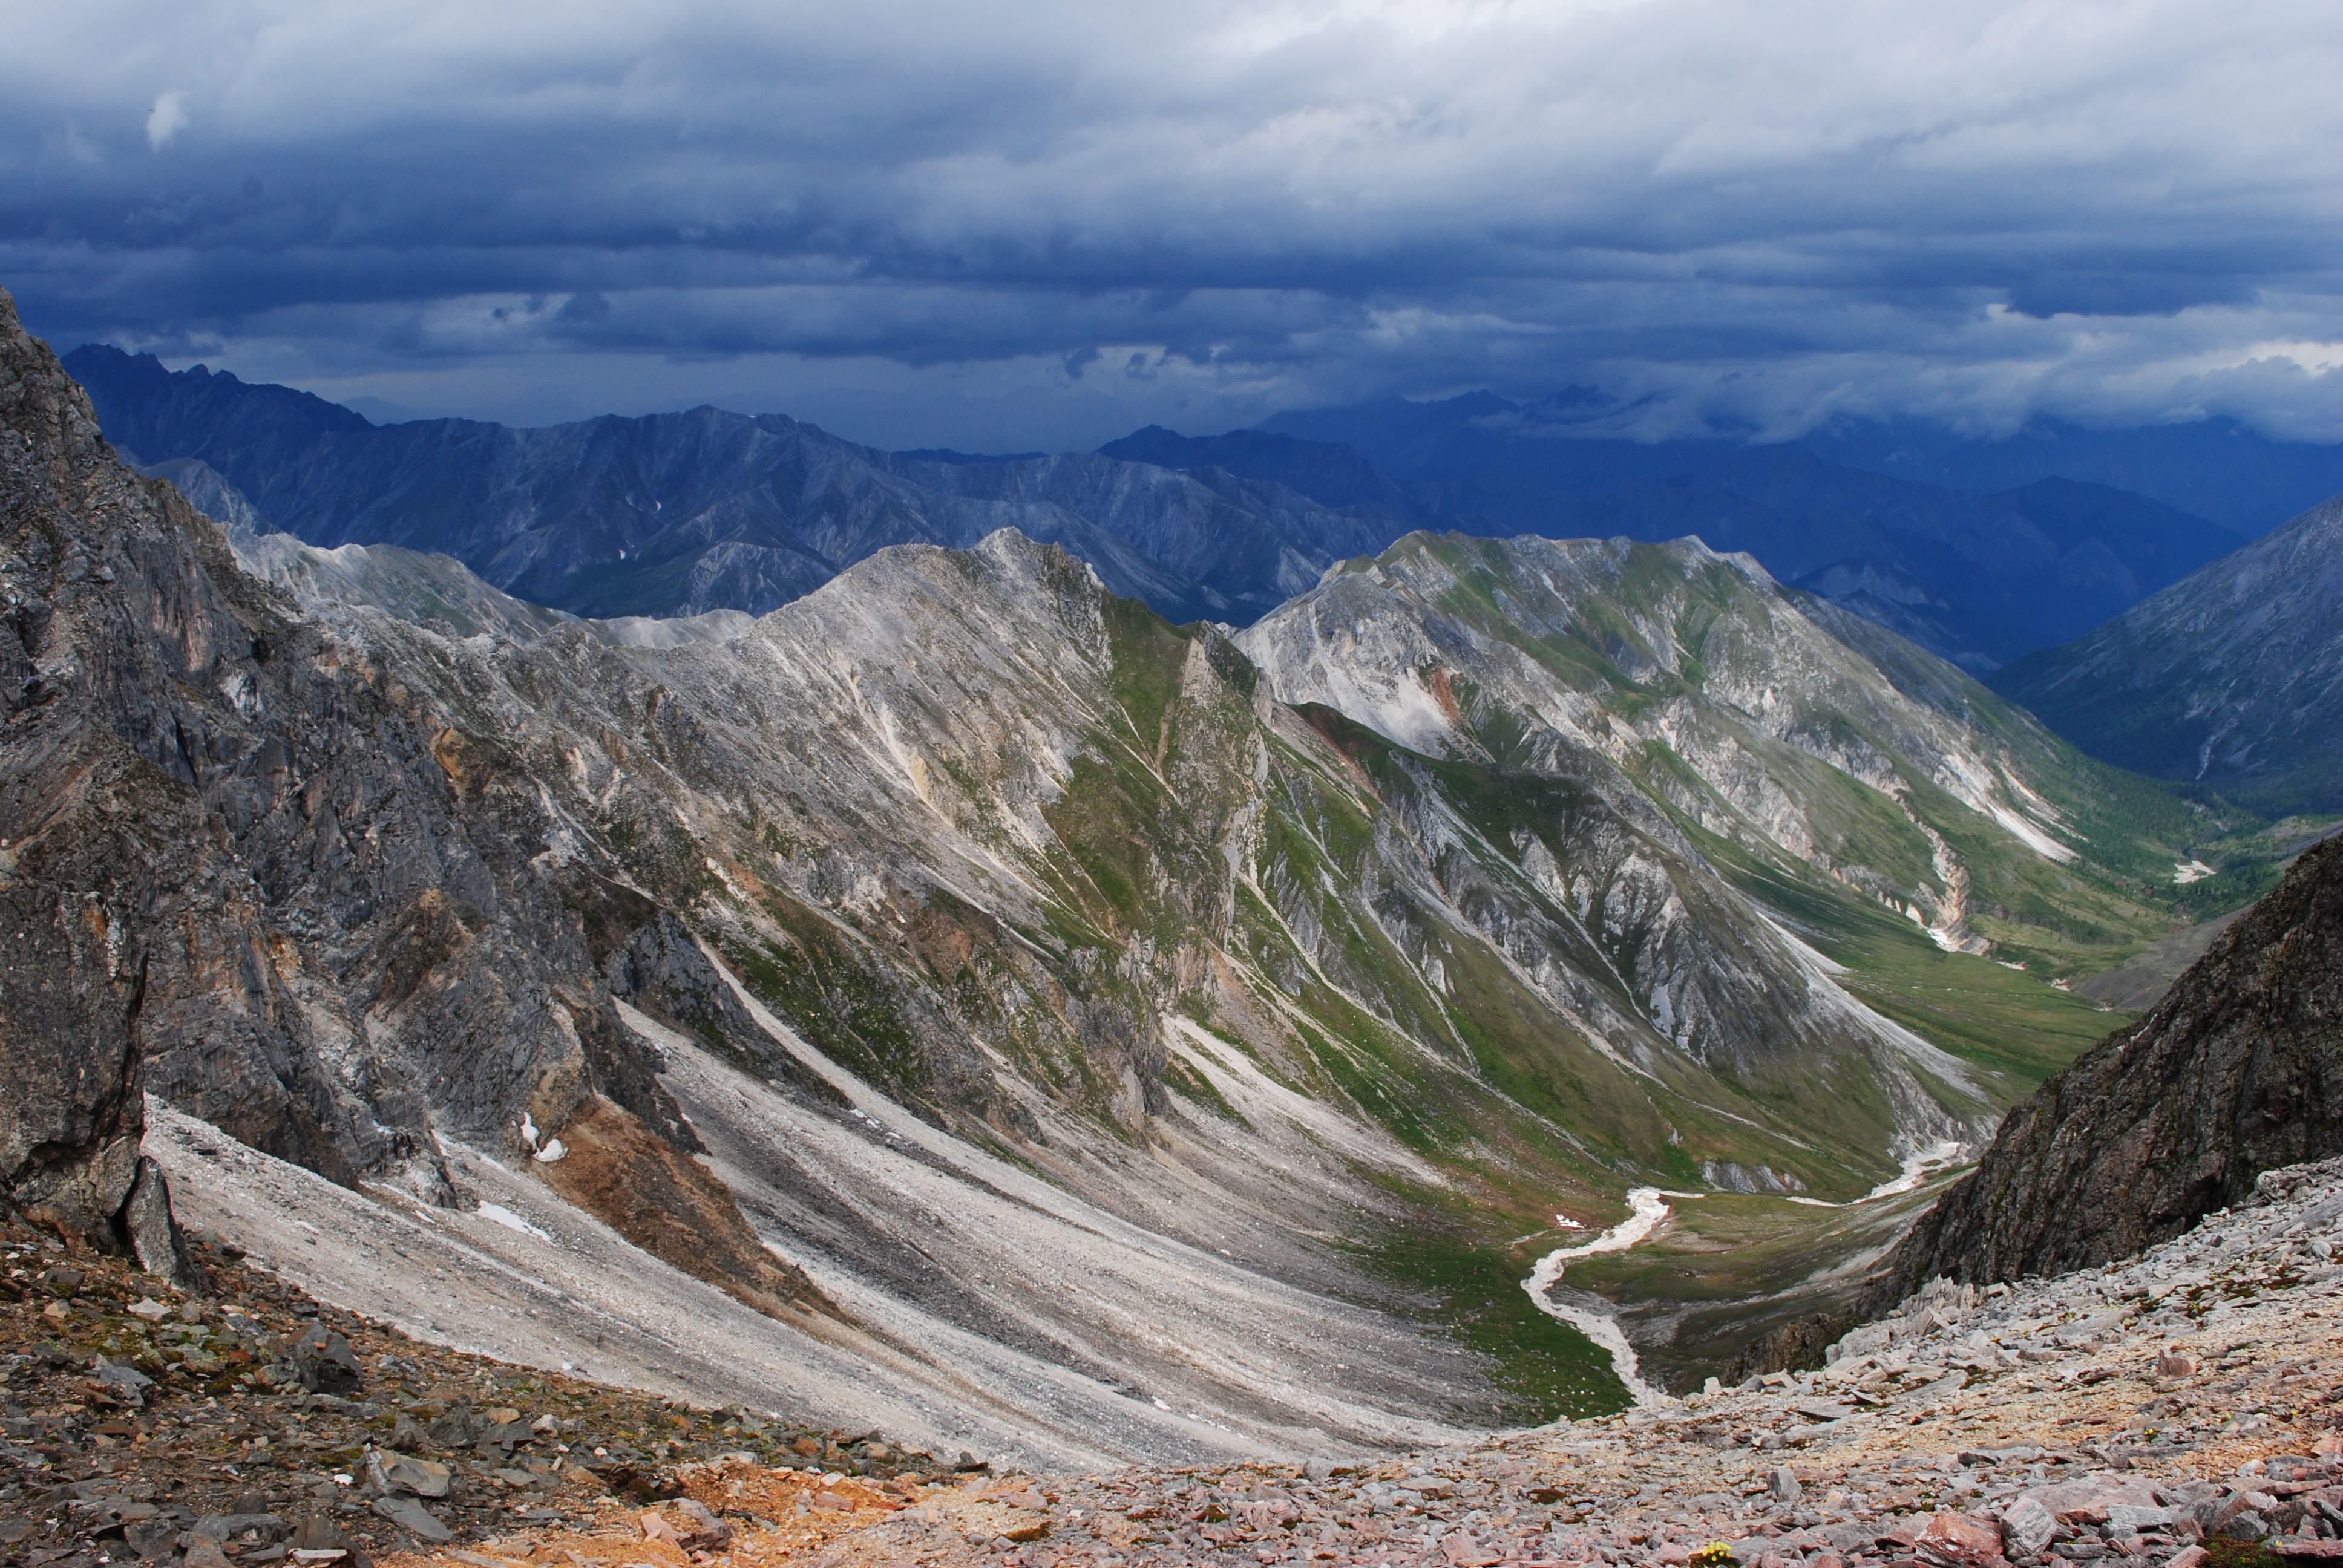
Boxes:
[1342,1179,1631,1423]
[1565,1181,1956,1391]
[1158,1050,1244,1123]
[724,893,931,1099]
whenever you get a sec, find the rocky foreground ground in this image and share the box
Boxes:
[0,1210,957,1568]
[13,1158,2343,1568]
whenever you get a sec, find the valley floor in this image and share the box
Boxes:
[16,1151,2343,1568]
[410,1155,2343,1567]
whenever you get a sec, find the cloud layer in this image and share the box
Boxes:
[5,0,2341,448]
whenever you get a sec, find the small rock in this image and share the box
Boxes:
[1915,1509,2007,1568]
[1771,1468,1803,1504]
[378,1451,451,1499]
[96,1361,155,1406]
[291,1513,372,1568]
[673,1497,733,1550]
[2105,1504,2174,1533]
[126,1298,172,1322]
[2002,1496,2060,1557]
[371,1494,450,1544]
[123,1518,182,1559]
[287,1324,362,1395]
[190,1513,287,1544]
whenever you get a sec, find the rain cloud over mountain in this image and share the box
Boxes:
[4,0,2341,451]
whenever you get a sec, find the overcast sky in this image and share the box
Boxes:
[4,0,2340,451]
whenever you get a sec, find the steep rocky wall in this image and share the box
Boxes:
[1872,835,2343,1300]
[0,284,822,1318]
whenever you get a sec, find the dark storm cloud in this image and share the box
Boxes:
[3,0,2340,447]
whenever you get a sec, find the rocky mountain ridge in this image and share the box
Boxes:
[1114,423,2241,674]
[167,485,2249,1399]
[1991,492,2343,815]
[5,286,2271,1453]
[1873,834,2343,1299]
[6,288,1987,1452]
[1239,531,2211,987]
[60,347,1407,626]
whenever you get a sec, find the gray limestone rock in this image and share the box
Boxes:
[0,284,816,1328]
[1875,835,2343,1301]
[121,1156,200,1290]
[2002,1497,2059,1557]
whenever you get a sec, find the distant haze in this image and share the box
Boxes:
[4,1,2340,452]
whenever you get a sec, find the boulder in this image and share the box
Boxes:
[2000,1496,2059,1558]
[370,1495,451,1544]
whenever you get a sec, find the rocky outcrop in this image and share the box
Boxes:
[0,284,825,1321]
[1236,530,2218,1135]
[1872,835,2343,1299]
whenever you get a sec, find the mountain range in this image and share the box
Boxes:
[61,344,1411,627]
[6,283,2272,1447]
[1991,492,2343,815]
[1259,390,2343,537]
[1106,424,2244,674]
[65,347,2267,681]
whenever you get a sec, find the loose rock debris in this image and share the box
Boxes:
[0,1214,956,1568]
[21,1159,2343,1568]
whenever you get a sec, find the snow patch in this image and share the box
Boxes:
[474,1204,552,1241]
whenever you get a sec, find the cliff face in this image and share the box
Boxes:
[1873,835,2343,1299]
[0,284,821,1317]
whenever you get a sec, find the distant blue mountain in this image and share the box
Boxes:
[1262,391,2343,535]
[61,345,1407,626]
[61,344,2267,667]
[1794,414,2343,536]
[1991,492,2343,816]
[1106,412,2245,673]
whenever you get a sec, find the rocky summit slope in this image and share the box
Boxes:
[0,286,820,1348]
[60,347,1404,626]
[22,1095,2343,1568]
[1991,494,2343,816]
[1873,835,2343,1299]
[0,1199,954,1563]
[765,1152,2343,1568]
